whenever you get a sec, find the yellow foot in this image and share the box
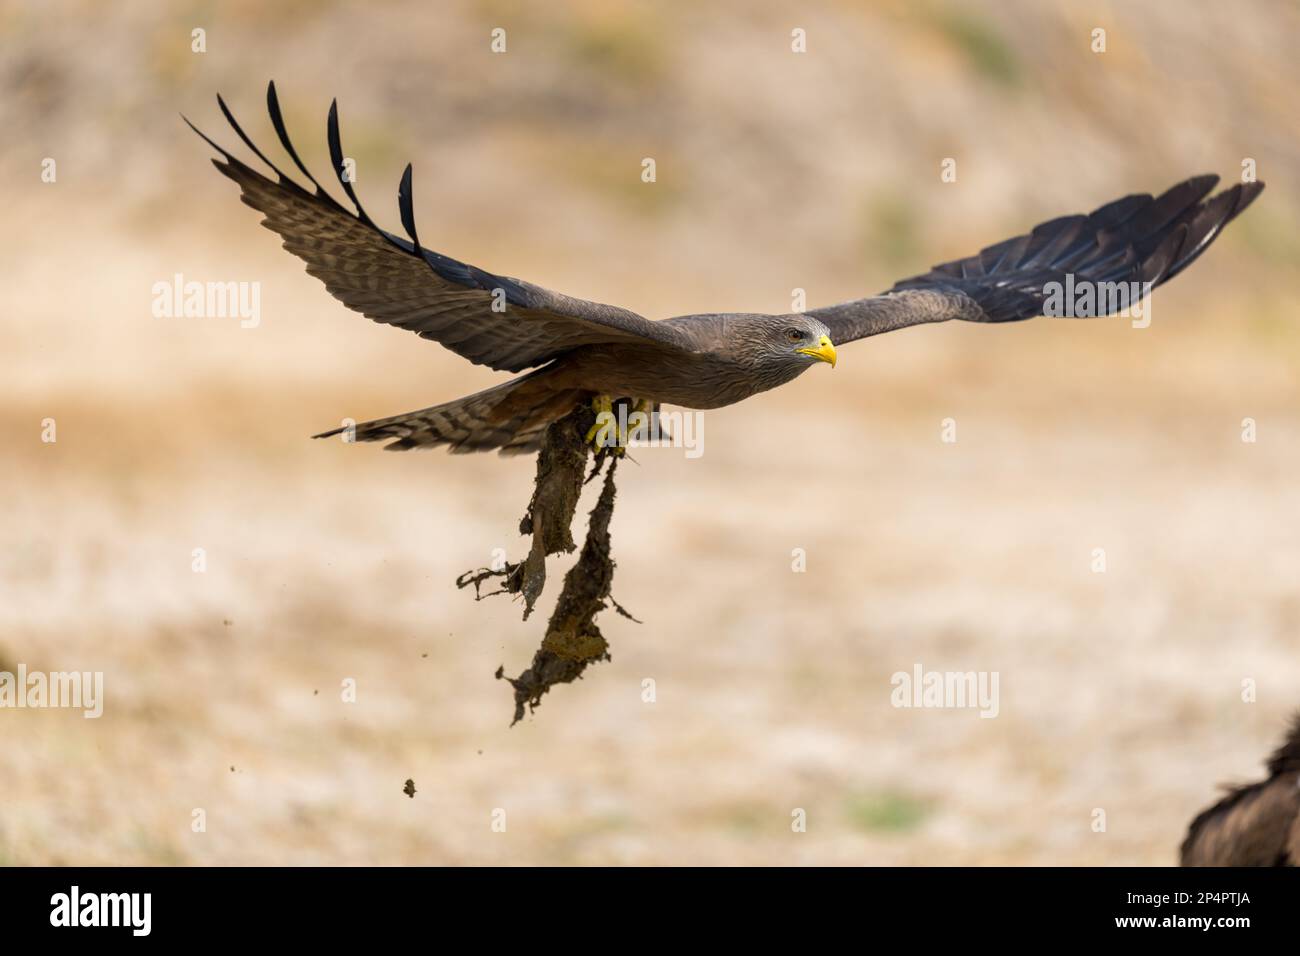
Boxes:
[583,394,649,457]
[584,394,619,454]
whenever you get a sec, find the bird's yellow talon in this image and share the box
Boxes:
[586,394,616,448]
[586,394,641,456]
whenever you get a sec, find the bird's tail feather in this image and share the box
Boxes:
[312,369,581,455]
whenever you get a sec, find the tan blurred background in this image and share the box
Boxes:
[2,0,1298,865]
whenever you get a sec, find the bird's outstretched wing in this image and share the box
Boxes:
[186,82,691,372]
[811,175,1264,343]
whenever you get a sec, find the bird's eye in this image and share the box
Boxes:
[785,328,804,342]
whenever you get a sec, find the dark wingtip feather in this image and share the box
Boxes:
[1134,174,1220,237]
[196,87,492,300]
[1160,180,1265,282]
[215,92,296,186]
[1086,192,1150,232]
[1181,173,1221,195]
[1140,222,1187,285]
[266,82,344,211]
[891,173,1264,323]
[326,98,377,228]
[182,114,228,157]
[186,113,271,195]
[1232,180,1266,218]
[398,163,421,250]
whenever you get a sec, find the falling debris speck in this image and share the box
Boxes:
[403,778,416,799]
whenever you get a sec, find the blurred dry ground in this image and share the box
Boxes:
[1,0,1298,864]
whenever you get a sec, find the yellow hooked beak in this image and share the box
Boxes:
[797,334,837,368]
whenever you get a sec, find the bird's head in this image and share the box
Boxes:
[745,314,837,372]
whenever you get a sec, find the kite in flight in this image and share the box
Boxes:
[189,84,1263,455]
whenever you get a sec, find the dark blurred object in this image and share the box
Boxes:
[1181,714,1300,866]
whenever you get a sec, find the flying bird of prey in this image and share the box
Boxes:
[1181,713,1300,866]
[189,84,1263,454]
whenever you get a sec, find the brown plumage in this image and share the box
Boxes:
[189,84,1264,454]
[1181,714,1300,866]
